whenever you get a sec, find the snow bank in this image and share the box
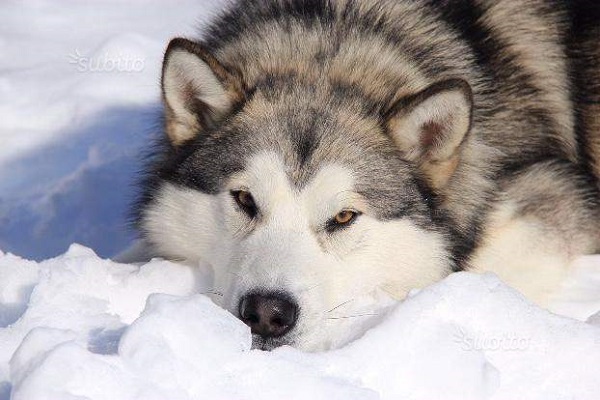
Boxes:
[1,246,599,400]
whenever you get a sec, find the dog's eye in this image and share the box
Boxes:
[335,210,356,224]
[231,190,257,217]
[326,210,360,232]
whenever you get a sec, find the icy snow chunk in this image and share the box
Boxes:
[87,326,127,355]
[11,341,144,400]
[118,294,251,382]
[9,327,79,388]
[550,254,600,320]
[63,243,99,258]
[0,247,204,386]
[0,252,39,328]
[587,311,600,327]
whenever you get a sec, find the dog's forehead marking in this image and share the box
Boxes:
[229,151,364,216]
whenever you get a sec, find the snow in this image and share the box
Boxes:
[2,1,600,399]
[0,246,599,400]
[0,0,227,260]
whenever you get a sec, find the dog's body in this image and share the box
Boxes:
[133,0,600,350]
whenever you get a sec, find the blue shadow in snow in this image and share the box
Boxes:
[0,104,162,261]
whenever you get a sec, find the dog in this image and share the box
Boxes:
[131,0,600,351]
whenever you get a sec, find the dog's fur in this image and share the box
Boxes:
[133,0,600,351]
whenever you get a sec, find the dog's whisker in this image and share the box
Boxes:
[200,289,224,297]
[302,283,322,293]
[327,298,355,313]
[327,313,379,320]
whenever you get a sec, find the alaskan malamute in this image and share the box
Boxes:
[132,0,600,351]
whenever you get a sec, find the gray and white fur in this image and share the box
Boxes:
[132,0,600,351]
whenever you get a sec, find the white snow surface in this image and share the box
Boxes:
[0,0,227,260]
[0,246,599,400]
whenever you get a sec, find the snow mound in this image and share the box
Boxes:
[1,246,599,400]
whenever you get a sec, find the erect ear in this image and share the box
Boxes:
[384,79,473,188]
[161,38,245,145]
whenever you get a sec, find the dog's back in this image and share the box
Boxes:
[568,0,600,186]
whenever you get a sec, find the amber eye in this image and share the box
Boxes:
[335,210,356,225]
[327,210,360,232]
[231,190,257,217]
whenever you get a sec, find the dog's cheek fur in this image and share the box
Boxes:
[351,218,452,296]
[140,182,231,268]
[290,218,451,351]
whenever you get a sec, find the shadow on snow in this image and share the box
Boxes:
[0,104,162,261]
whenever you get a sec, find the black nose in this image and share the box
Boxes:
[238,292,298,338]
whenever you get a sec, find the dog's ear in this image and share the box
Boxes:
[384,79,473,188]
[161,38,244,145]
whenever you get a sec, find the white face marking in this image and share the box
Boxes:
[143,151,451,351]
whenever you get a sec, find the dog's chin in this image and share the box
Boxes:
[251,335,295,351]
[251,332,337,352]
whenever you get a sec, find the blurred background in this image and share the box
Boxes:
[0,0,226,260]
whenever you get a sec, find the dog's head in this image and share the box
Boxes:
[139,39,473,351]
